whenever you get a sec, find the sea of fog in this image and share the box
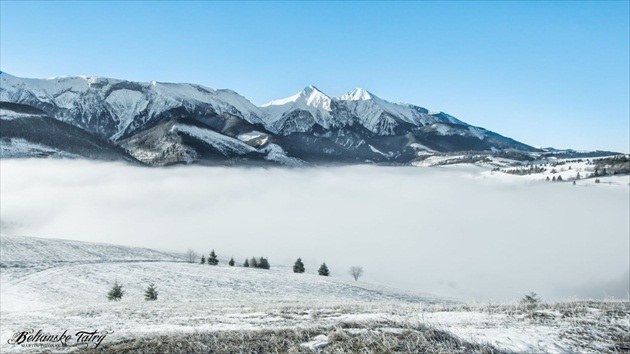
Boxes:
[1,159,628,302]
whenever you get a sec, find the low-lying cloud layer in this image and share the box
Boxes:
[1,159,628,301]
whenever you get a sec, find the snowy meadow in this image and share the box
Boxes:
[1,159,628,301]
[1,235,628,353]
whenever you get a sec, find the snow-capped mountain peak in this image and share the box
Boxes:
[0,73,266,139]
[301,85,332,110]
[261,85,331,109]
[339,88,374,101]
[259,86,335,133]
[1,72,539,165]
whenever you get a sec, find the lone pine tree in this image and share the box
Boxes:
[200,255,206,264]
[107,281,124,301]
[228,257,235,266]
[208,250,218,265]
[318,262,330,276]
[144,283,158,301]
[243,258,249,267]
[293,258,305,273]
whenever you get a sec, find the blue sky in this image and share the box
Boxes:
[1,1,628,152]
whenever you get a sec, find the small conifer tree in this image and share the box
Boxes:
[293,258,305,273]
[250,257,258,268]
[229,257,235,266]
[144,283,158,301]
[208,250,218,265]
[243,258,249,267]
[318,262,330,276]
[200,255,206,264]
[107,281,124,301]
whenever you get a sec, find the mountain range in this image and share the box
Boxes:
[1,71,542,166]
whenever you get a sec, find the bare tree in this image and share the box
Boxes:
[349,266,364,281]
[186,248,198,263]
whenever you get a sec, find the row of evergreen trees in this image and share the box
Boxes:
[293,257,329,276]
[196,251,330,276]
[244,257,270,269]
[502,165,546,175]
[199,250,270,270]
[546,175,564,181]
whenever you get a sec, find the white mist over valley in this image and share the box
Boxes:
[2,159,627,301]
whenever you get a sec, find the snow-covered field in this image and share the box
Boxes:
[482,156,630,185]
[1,235,628,353]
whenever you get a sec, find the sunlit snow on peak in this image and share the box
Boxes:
[259,86,335,132]
[260,92,301,107]
[339,88,374,101]
[261,85,330,108]
[301,86,331,110]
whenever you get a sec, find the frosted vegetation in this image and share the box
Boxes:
[0,235,628,353]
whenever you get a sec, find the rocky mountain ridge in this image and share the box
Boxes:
[1,72,548,166]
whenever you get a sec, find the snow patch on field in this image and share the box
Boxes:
[421,304,630,354]
[300,334,330,350]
